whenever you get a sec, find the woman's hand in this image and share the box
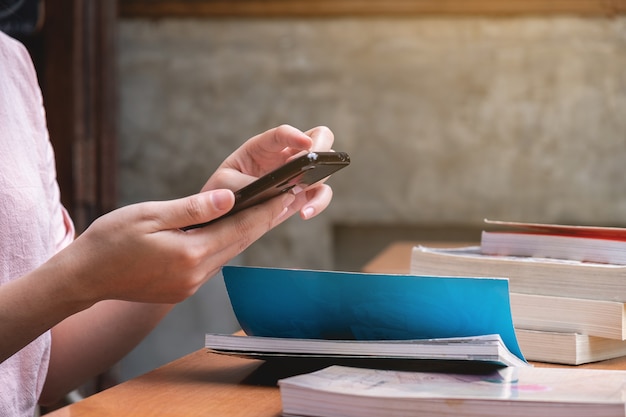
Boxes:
[49,125,336,307]
[202,124,335,220]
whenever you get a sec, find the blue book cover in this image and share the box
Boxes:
[221,266,524,362]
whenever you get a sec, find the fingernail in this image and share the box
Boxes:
[276,194,296,221]
[210,189,234,211]
[302,206,315,219]
[281,192,296,207]
[277,207,290,221]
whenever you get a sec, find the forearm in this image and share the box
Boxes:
[0,259,90,364]
[41,300,173,404]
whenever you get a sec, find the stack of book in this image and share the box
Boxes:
[410,219,626,365]
[211,265,626,416]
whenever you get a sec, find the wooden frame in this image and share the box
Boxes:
[119,0,626,18]
[34,0,118,233]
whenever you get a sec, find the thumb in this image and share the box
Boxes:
[165,189,235,230]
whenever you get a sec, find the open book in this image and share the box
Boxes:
[205,333,528,368]
[216,266,526,366]
[279,365,626,417]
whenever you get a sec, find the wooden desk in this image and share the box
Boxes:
[362,241,473,274]
[46,241,626,416]
[46,350,282,417]
[362,241,416,274]
[45,347,626,417]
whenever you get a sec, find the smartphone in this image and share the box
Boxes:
[183,151,350,230]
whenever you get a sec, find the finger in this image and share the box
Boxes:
[244,125,313,158]
[297,184,333,220]
[283,126,336,164]
[304,126,335,152]
[183,191,295,292]
[212,125,313,184]
[190,192,296,266]
[278,184,333,221]
[150,189,235,231]
[203,168,256,193]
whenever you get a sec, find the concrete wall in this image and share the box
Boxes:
[117,16,626,379]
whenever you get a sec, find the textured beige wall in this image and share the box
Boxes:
[117,15,626,379]
[118,16,626,270]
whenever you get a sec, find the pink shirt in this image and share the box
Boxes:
[0,31,74,416]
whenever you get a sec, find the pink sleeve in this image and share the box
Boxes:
[41,134,75,253]
[57,206,76,252]
[0,31,74,416]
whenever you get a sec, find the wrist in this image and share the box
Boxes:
[36,246,100,316]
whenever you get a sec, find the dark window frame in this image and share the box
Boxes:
[118,0,626,18]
